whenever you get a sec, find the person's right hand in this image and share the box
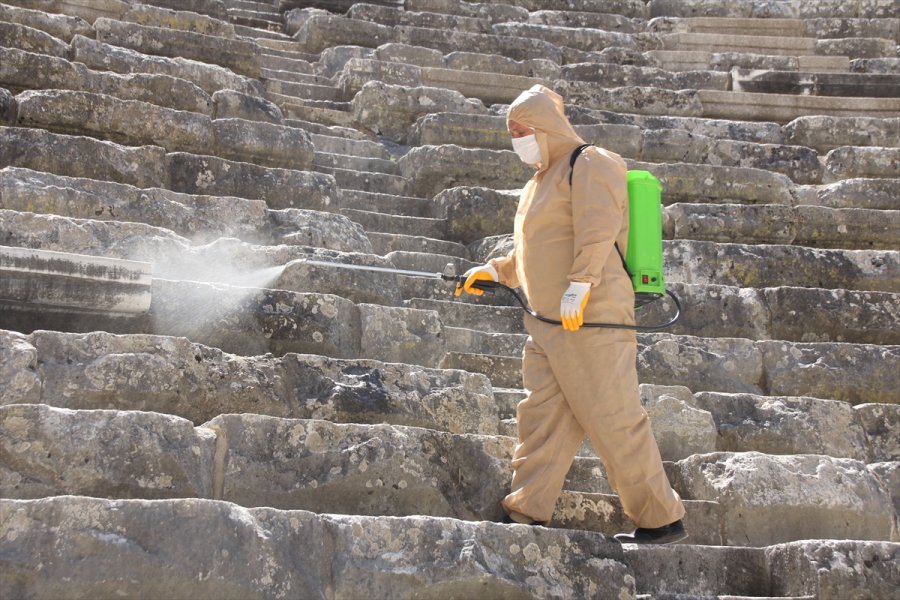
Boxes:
[454,264,498,297]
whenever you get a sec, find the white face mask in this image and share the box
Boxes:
[511,134,542,165]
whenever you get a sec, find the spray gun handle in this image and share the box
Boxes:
[443,274,500,292]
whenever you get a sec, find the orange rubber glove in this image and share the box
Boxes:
[454,264,498,297]
[560,281,591,331]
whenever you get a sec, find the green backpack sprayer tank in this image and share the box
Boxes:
[624,169,666,306]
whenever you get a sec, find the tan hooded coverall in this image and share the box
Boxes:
[492,85,685,528]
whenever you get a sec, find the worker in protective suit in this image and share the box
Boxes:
[457,85,687,544]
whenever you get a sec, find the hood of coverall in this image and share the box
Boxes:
[506,85,585,172]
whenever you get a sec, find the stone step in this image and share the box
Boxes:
[1,46,220,115]
[2,406,894,546]
[66,34,263,98]
[92,17,262,78]
[347,3,493,35]
[0,496,634,598]
[338,208,447,239]
[656,16,900,42]
[264,78,340,101]
[225,0,280,17]
[285,118,370,140]
[490,21,643,55]
[232,22,287,40]
[13,89,316,171]
[441,328,898,404]
[526,9,643,33]
[6,328,895,467]
[697,89,900,122]
[120,3,237,38]
[649,0,895,21]
[0,127,337,210]
[310,133,393,160]
[647,49,851,73]
[294,13,564,62]
[336,188,434,218]
[0,167,370,252]
[0,3,97,43]
[0,329,497,434]
[313,151,400,175]
[227,8,282,30]
[260,51,315,73]
[315,164,407,195]
[267,92,355,128]
[732,68,900,98]
[260,66,315,83]
[367,232,470,258]
[404,0,530,23]
[661,31,895,60]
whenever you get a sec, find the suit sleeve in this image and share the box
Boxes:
[568,150,627,286]
[489,249,520,289]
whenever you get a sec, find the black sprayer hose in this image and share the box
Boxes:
[446,276,682,332]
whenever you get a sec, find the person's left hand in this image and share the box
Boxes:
[560,282,591,331]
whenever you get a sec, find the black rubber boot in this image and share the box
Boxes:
[614,519,688,544]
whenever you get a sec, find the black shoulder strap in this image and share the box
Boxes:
[568,143,632,278]
[568,144,591,186]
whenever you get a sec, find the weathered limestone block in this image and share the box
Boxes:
[630,161,795,205]
[71,35,262,96]
[358,304,446,367]
[768,540,900,599]
[204,414,513,519]
[656,283,770,341]
[563,63,729,91]
[637,334,764,394]
[396,24,565,63]
[676,452,894,546]
[640,129,823,183]
[212,89,283,124]
[0,404,215,500]
[269,209,372,253]
[283,7,329,37]
[338,58,422,97]
[409,112,509,149]
[665,240,900,293]
[0,331,40,405]
[150,280,362,359]
[852,57,900,75]
[816,37,896,59]
[664,203,797,245]
[785,116,900,153]
[444,51,561,79]
[20,330,497,434]
[433,186,519,244]
[440,351,522,389]
[406,0,530,23]
[562,82,702,117]
[276,254,408,307]
[759,341,899,405]
[854,403,900,462]
[15,90,214,155]
[93,18,261,78]
[122,3,235,38]
[351,81,486,143]
[399,145,532,197]
[640,384,717,461]
[211,119,314,170]
[374,42,444,68]
[348,3,491,33]
[316,45,373,78]
[692,392,871,460]
[0,3,93,42]
[867,462,899,529]
[0,21,69,58]
[0,496,634,600]
[0,0,129,23]
[0,166,301,247]
[293,14,395,53]
[0,126,167,189]
[139,0,228,20]
[589,111,787,146]
[794,206,899,250]
[825,146,900,182]
[166,152,338,210]
[0,48,214,115]
[0,88,13,125]
[764,287,900,345]
[492,22,640,54]
[529,9,642,33]
[811,178,900,210]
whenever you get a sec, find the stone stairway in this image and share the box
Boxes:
[0,0,898,598]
